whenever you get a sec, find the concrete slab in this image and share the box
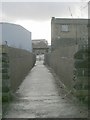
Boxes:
[4,60,88,118]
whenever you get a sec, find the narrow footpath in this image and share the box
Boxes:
[4,60,88,118]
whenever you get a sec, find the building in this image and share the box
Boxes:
[51,17,88,102]
[51,17,88,51]
[0,22,32,52]
[32,39,49,55]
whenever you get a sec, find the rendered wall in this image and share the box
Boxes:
[7,46,36,92]
[44,45,78,90]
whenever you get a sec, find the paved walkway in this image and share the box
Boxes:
[4,60,88,118]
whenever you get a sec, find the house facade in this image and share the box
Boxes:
[32,39,48,55]
[51,17,88,51]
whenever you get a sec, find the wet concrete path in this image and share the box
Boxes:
[4,60,88,118]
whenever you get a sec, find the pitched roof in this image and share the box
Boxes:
[32,40,48,49]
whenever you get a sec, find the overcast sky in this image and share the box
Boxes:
[1,0,89,44]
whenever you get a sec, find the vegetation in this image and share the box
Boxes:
[1,45,12,117]
[73,46,89,104]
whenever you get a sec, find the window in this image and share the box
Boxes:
[61,25,69,32]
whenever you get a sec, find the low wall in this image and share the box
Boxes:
[7,47,36,92]
[45,45,78,90]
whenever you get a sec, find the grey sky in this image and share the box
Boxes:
[1,0,89,2]
[2,2,88,22]
[1,1,89,44]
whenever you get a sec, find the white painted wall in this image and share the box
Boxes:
[0,23,32,52]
